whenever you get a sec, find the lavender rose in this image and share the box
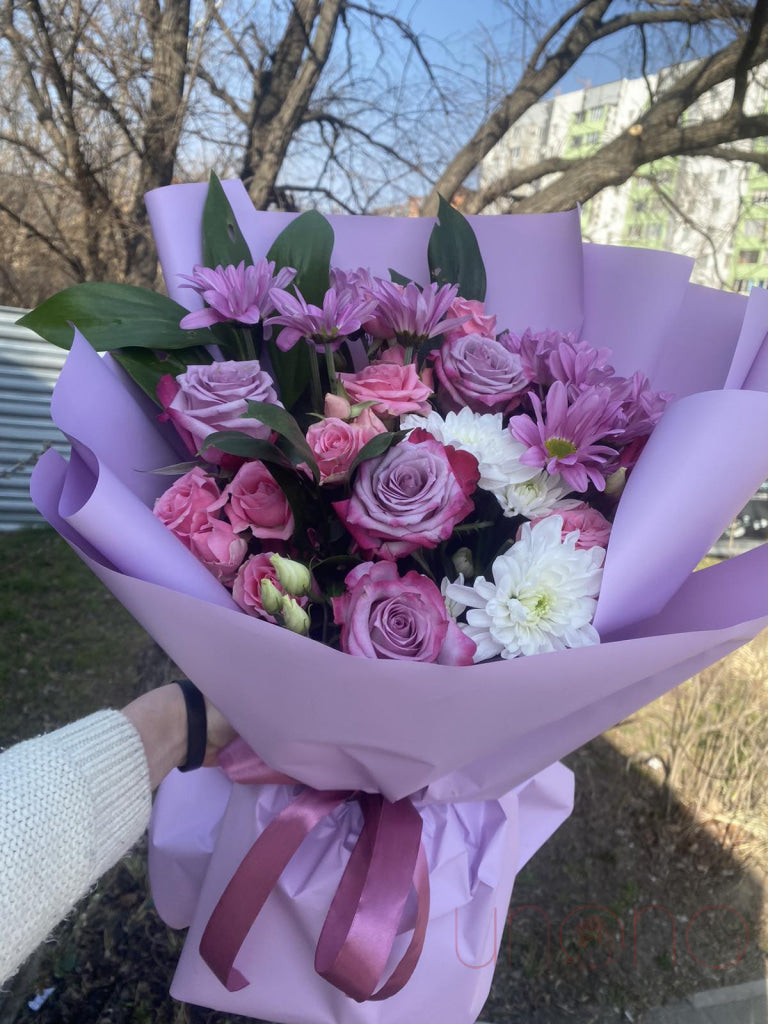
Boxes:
[158,360,280,465]
[432,333,531,415]
[333,431,478,560]
[332,561,476,665]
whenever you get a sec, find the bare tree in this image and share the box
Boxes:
[3,0,768,305]
[421,0,768,215]
[191,0,438,213]
[0,0,196,292]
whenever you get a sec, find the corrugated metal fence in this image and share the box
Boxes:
[0,306,68,530]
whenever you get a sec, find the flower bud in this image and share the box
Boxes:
[604,467,626,498]
[269,554,312,596]
[260,578,284,616]
[282,596,310,636]
[452,546,474,578]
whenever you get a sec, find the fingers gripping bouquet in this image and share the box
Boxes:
[25,175,768,1024]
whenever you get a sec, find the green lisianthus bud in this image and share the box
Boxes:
[452,546,474,578]
[269,554,312,596]
[282,596,311,636]
[604,467,626,498]
[260,578,284,616]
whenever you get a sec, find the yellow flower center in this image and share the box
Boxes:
[545,436,577,458]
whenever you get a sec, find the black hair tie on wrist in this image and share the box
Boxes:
[175,679,207,772]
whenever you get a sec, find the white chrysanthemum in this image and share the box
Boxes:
[401,408,538,492]
[441,573,467,618]
[495,469,583,519]
[445,516,604,661]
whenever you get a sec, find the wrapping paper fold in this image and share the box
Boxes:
[29,181,768,1022]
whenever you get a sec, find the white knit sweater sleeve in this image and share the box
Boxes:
[0,710,151,986]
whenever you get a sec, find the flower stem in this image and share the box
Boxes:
[308,343,324,412]
[323,340,339,395]
[236,327,257,361]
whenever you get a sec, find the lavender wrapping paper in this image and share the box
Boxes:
[29,181,768,1022]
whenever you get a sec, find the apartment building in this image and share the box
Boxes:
[481,65,768,292]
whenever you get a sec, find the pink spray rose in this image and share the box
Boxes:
[306,407,387,484]
[224,461,294,540]
[443,298,497,344]
[332,561,475,665]
[153,467,221,547]
[157,360,280,465]
[189,517,248,584]
[232,552,307,621]
[333,430,479,560]
[527,503,612,550]
[432,332,531,415]
[338,347,433,417]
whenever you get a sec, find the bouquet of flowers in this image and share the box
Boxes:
[25,176,768,1024]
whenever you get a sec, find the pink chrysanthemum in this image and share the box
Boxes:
[266,286,379,352]
[508,381,623,492]
[608,371,670,442]
[547,339,615,395]
[179,259,296,330]
[367,280,466,344]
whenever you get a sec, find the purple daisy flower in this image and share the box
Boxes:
[548,339,615,395]
[368,280,467,344]
[608,371,671,442]
[265,286,379,352]
[508,381,624,492]
[179,259,296,330]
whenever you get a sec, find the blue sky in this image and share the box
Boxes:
[401,0,680,96]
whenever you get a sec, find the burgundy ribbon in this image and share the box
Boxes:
[199,740,430,1001]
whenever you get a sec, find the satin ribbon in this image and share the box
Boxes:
[199,739,430,1001]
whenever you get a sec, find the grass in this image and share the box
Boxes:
[0,526,148,747]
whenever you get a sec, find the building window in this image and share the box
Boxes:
[510,146,521,159]
[734,279,749,293]
[574,111,586,124]
[751,190,768,205]
[739,249,761,263]
[645,223,663,239]
[717,168,728,184]
[711,198,721,213]
[627,225,643,239]
[633,199,647,213]
[570,135,584,149]
[585,132,601,145]
[590,105,604,120]
[743,219,764,237]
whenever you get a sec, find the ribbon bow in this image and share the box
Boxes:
[199,739,431,1002]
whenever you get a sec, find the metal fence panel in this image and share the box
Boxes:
[0,306,68,530]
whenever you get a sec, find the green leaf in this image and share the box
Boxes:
[266,211,334,410]
[427,194,487,301]
[348,430,406,477]
[389,268,413,286]
[244,400,319,481]
[267,210,333,305]
[18,283,210,352]
[202,431,292,468]
[112,345,213,405]
[144,461,201,476]
[202,171,252,269]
